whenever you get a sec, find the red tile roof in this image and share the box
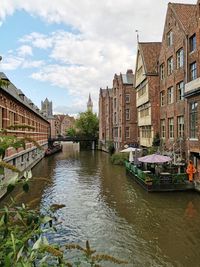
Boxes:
[170,3,196,34]
[139,42,161,74]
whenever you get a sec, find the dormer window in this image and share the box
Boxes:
[189,34,196,52]
[167,30,173,46]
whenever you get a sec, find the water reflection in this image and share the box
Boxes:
[1,143,200,266]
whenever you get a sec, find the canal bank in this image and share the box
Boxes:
[2,144,200,267]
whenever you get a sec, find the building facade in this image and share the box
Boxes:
[158,3,197,160]
[135,42,161,147]
[99,87,113,150]
[54,114,75,136]
[184,0,200,177]
[112,69,137,150]
[0,72,50,197]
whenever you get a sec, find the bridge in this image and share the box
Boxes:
[49,136,97,142]
[48,136,98,149]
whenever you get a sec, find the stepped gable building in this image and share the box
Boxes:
[99,87,113,148]
[159,2,197,156]
[112,69,137,150]
[87,93,93,112]
[41,98,53,117]
[134,42,161,147]
[184,0,200,176]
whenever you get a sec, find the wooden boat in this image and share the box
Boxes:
[45,144,62,156]
[125,161,194,192]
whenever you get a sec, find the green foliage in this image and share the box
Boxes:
[6,124,35,131]
[110,153,129,165]
[75,111,99,138]
[66,127,77,137]
[152,132,160,147]
[0,78,9,88]
[0,134,25,159]
[107,141,115,155]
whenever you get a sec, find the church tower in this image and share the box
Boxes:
[41,98,53,117]
[87,93,93,112]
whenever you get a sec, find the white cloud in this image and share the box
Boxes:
[20,32,53,49]
[0,0,196,114]
[0,56,22,70]
[17,45,33,57]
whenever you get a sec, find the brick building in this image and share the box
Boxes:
[184,0,200,176]
[0,72,50,197]
[135,42,161,147]
[159,3,197,160]
[99,87,113,150]
[54,114,75,136]
[112,69,137,150]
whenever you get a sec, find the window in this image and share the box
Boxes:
[9,111,15,126]
[125,127,130,138]
[177,116,184,138]
[141,126,151,138]
[125,94,130,103]
[168,118,174,139]
[138,84,146,97]
[161,119,165,139]
[189,34,196,52]
[114,127,118,138]
[126,109,130,120]
[167,87,174,104]
[167,56,173,75]
[114,112,117,124]
[167,30,173,46]
[190,102,198,139]
[177,81,184,101]
[160,91,165,106]
[176,48,184,68]
[160,64,164,80]
[114,98,117,109]
[190,62,197,81]
[139,103,149,117]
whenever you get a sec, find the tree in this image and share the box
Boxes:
[75,110,99,138]
[66,127,77,137]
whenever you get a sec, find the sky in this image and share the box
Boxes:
[0,0,196,115]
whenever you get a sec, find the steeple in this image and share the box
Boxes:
[87,93,93,112]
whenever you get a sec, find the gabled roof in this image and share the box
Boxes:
[121,71,134,85]
[170,3,196,34]
[139,42,161,75]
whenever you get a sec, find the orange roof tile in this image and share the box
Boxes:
[139,42,161,74]
[170,3,196,34]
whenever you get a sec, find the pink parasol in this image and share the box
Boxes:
[138,154,172,163]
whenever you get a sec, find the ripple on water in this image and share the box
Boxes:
[31,150,200,267]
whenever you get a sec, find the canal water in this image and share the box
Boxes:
[2,143,200,266]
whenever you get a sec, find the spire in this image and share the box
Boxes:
[87,93,93,112]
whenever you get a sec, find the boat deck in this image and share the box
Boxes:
[125,161,194,192]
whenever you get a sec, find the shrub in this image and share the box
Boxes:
[107,141,115,155]
[110,152,129,165]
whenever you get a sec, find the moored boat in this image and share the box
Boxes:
[125,161,194,192]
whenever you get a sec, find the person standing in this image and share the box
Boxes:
[186,160,196,182]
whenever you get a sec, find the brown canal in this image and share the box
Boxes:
[1,143,200,267]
